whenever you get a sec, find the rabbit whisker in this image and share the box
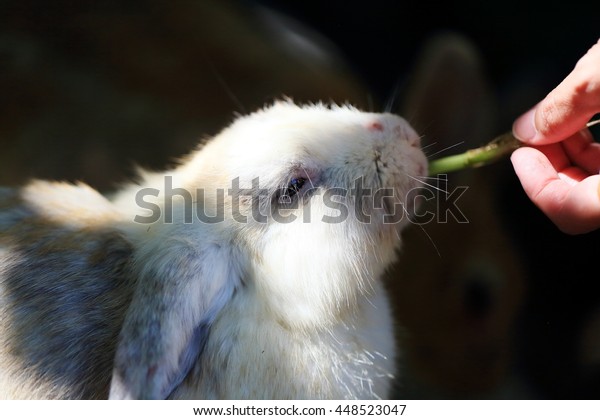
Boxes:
[403,172,448,194]
[415,175,445,181]
[205,55,246,114]
[425,141,465,159]
[384,79,404,113]
[400,206,441,257]
[420,141,438,151]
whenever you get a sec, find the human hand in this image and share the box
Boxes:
[511,39,600,234]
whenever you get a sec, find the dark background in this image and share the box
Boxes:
[256,0,598,125]
[1,0,600,399]
[256,0,600,399]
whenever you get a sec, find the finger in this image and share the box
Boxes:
[552,175,600,234]
[561,128,600,175]
[511,147,600,234]
[513,39,600,145]
[557,166,589,185]
[513,141,589,179]
[511,146,566,205]
[533,142,570,172]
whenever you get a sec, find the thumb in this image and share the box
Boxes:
[513,39,600,145]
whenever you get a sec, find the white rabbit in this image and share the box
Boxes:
[0,100,427,399]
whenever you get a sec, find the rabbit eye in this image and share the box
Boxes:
[278,177,306,204]
[288,177,306,194]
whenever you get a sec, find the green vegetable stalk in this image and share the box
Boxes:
[428,119,600,176]
[428,132,521,176]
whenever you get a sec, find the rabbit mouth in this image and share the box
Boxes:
[373,149,386,187]
[366,148,428,228]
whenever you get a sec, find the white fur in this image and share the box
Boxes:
[0,100,427,399]
[111,101,426,399]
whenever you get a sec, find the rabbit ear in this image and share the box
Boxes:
[109,238,239,399]
[400,31,495,150]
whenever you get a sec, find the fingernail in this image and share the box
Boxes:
[512,106,538,142]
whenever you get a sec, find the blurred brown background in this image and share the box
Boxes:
[0,0,370,191]
[1,0,600,398]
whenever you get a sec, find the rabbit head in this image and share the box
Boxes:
[110,100,427,398]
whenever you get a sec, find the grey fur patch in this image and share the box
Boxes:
[0,197,135,398]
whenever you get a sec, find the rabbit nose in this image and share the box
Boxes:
[366,121,384,132]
